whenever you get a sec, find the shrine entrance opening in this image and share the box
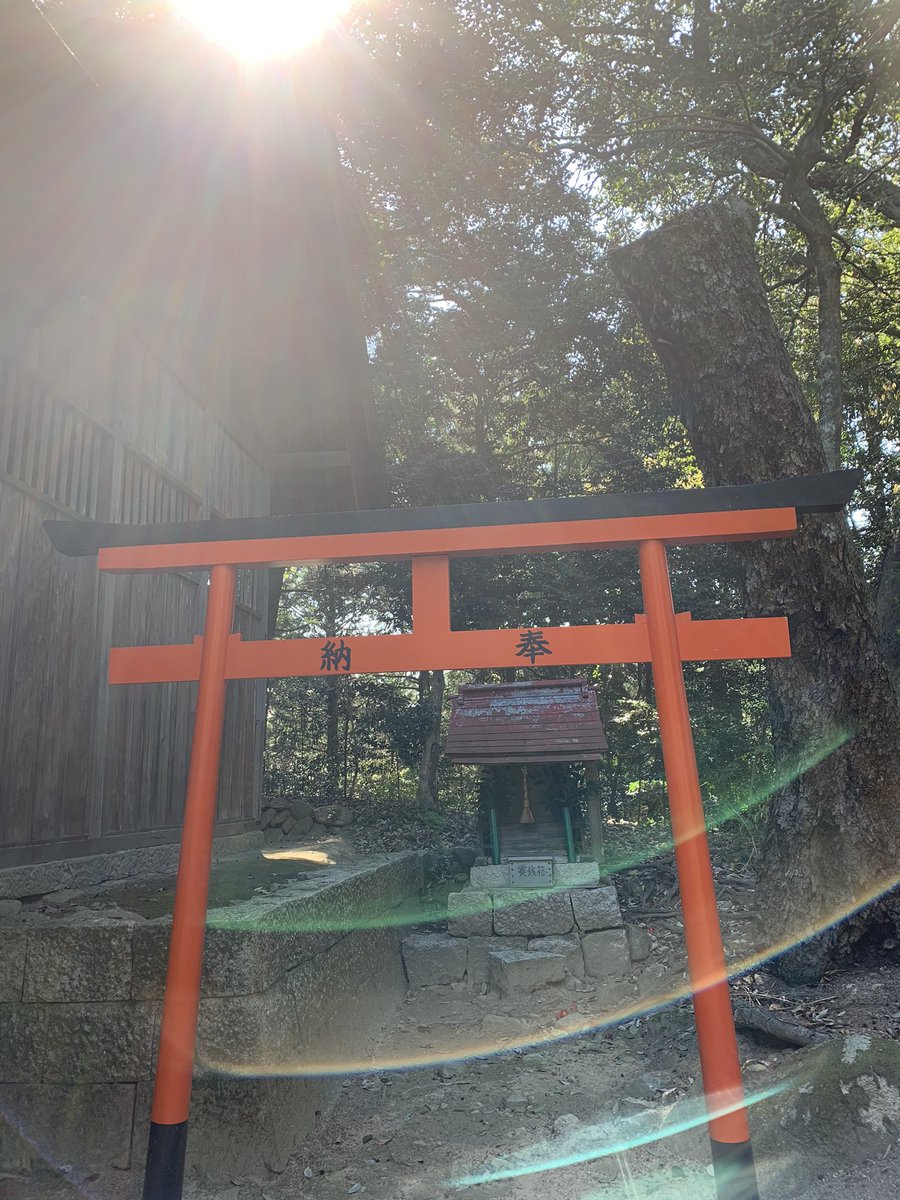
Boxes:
[46,468,859,1200]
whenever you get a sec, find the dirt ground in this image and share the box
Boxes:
[242,828,900,1200]
[6,830,899,1200]
[12,962,898,1200]
[246,959,900,1200]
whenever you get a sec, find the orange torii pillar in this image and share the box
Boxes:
[43,469,860,1200]
[640,540,757,1199]
[141,565,236,1199]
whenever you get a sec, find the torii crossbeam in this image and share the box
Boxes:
[46,469,859,1200]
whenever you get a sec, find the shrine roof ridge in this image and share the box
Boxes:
[45,470,861,558]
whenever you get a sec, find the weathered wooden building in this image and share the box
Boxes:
[0,6,383,866]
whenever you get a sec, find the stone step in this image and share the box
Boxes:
[488,947,566,996]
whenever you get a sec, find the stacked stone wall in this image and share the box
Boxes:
[403,875,639,999]
[0,853,422,1191]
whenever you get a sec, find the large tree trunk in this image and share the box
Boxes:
[416,669,445,809]
[609,200,900,982]
[810,235,844,471]
[875,536,900,697]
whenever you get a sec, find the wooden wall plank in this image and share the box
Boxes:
[0,296,268,854]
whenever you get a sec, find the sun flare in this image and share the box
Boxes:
[178,0,351,62]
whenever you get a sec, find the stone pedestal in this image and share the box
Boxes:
[400,865,638,997]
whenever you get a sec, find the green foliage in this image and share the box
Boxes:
[269,0,897,829]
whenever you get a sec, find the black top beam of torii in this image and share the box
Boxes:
[45,470,861,558]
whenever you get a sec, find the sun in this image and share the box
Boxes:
[178,1,351,62]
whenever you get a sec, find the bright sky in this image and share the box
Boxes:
[178,0,351,62]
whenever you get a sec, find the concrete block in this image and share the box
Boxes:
[132,854,419,999]
[0,860,69,900]
[465,936,526,988]
[0,930,26,1001]
[132,918,298,1001]
[287,927,408,1067]
[488,948,566,996]
[0,833,264,900]
[0,1083,136,1172]
[571,885,623,932]
[130,920,170,1000]
[23,926,132,1001]
[401,933,467,987]
[469,864,508,890]
[197,979,301,1076]
[582,928,631,980]
[554,862,601,887]
[447,890,492,937]
[182,1075,334,1183]
[252,856,422,945]
[0,1003,48,1082]
[528,935,585,978]
[492,889,574,937]
[42,1002,158,1083]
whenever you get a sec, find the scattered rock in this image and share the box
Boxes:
[626,1072,668,1100]
[625,924,652,962]
[313,804,354,827]
[37,889,85,908]
[551,1113,582,1136]
[289,797,313,821]
[452,847,479,871]
[581,928,632,980]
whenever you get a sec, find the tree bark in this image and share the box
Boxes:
[609,200,900,982]
[875,536,900,697]
[809,162,900,228]
[811,237,844,470]
[325,679,341,798]
[416,669,445,809]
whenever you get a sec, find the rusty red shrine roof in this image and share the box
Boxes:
[445,679,608,765]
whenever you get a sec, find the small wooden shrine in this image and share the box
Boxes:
[445,679,607,864]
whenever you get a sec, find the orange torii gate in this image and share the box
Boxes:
[46,469,859,1200]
